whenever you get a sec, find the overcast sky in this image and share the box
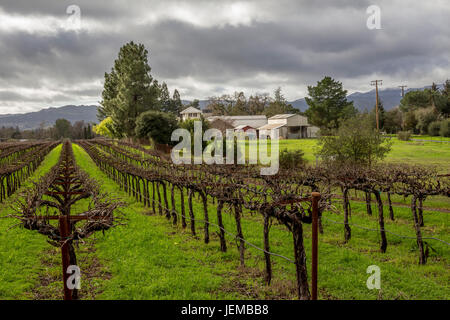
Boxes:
[0,0,449,114]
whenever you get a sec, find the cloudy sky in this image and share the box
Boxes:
[0,0,449,114]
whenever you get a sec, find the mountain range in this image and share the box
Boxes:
[0,86,428,130]
[0,105,98,130]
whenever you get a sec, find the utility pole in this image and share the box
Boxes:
[398,85,407,97]
[371,80,382,130]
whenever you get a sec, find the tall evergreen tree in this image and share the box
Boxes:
[441,80,450,116]
[98,69,118,121]
[172,89,183,114]
[159,82,172,113]
[99,41,159,138]
[305,76,357,131]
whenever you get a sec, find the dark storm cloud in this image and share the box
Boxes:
[0,0,448,112]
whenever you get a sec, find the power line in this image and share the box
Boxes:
[398,85,407,97]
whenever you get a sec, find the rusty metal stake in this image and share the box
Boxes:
[311,192,320,300]
[59,215,72,300]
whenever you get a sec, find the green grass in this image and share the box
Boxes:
[410,135,450,142]
[0,144,61,299]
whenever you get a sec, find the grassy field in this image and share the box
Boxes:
[278,137,450,171]
[0,140,448,300]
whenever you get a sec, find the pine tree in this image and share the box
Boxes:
[99,41,159,138]
[172,89,183,114]
[159,82,171,113]
[305,76,357,131]
[98,69,118,121]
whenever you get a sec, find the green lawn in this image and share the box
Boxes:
[277,138,450,171]
[0,142,448,300]
[411,135,450,142]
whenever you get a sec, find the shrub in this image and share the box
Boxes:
[279,149,306,169]
[317,115,392,167]
[93,117,115,138]
[428,121,441,136]
[415,107,438,134]
[135,111,178,145]
[439,119,450,137]
[397,131,411,141]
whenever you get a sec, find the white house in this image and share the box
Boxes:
[180,107,203,122]
[258,114,319,138]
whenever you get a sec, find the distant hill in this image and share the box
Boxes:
[0,105,98,130]
[0,86,435,129]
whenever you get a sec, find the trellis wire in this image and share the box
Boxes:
[321,216,450,246]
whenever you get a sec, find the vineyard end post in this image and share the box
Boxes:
[311,192,320,301]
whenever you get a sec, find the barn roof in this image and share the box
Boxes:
[268,114,296,119]
[258,123,286,130]
[180,106,202,114]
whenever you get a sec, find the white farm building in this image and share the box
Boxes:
[258,114,319,138]
[179,107,320,138]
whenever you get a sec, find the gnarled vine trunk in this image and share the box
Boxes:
[216,200,227,252]
[292,220,311,300]
[234,203,245,266]
[411,196,426,265]
[343,187,351,242]
[188,189,196,236]
[374,190,387,253]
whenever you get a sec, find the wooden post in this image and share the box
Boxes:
[311,192,320,300]
[263,210,272,285]
[371,80,382,131]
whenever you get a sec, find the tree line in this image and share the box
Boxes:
[395,81,450,137]
[0,119,95,141]
[203,87,300,118]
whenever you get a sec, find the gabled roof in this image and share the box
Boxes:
[268,114,296,120]
[180,106,202,114]
[207,115,266,121]
[258,123,286,130]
